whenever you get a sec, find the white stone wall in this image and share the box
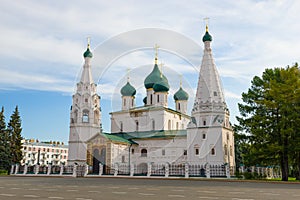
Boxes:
[111,108,190,133]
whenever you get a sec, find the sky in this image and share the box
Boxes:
[0,0,299,143]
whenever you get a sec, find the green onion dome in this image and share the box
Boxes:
[120,82,136,96]
[174,87,189,101]
[144,64,166,89]
[202,25,212,42]
[153,76,169,92]
[202,31,212,42]
[143,97,147,104]
[83,48,93,58]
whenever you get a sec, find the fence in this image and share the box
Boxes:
[11,163,235,179]
[239,165,282,179]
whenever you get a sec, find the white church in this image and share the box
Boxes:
[68,25,235,174]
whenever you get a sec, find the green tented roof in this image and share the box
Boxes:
[112,130,187,140]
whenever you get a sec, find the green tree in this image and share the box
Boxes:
[7,106,23,165]
[236,64,300,181]
[0,107,12,173]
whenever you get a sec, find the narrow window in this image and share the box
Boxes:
[141,149,147,157]
[152,119,155,130]
[82,110,89,122]
[122,156,125,163]
[131,149,134,154]
[230,145,233,156]
[168,120,171,130]
[224,145,228,156]
[162,149,165,156]
[178,103,181,110]
[183,150,187,155]
[135,121,139,131]
[211,148,215,155]
[120,122,123,132]
[203,120,206,126]
[195,148,199,155]
[202,133,206,139]
[150,94,153,104]
[214,91,217,96]
[124,99,126,106]
[157,94,160,103]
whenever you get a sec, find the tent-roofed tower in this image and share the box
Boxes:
[187,23,235,168]
[68,38,102,165]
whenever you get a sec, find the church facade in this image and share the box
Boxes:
[68,25,235,173]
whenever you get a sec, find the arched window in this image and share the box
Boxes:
[157,94,160,103]
[194,145,199,155]
[135,120,139,131]
[150,94,153,104]
[230,145,233,156]
[176,122,179,130]
[152,119,155,130]
[203,120,206,126]
[141,149,147,157]
[82,110,89,123]
[178,103,181,110]
[124,99,126,106]
[168,120,171,130]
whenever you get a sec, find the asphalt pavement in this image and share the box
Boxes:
[0,176,299,200]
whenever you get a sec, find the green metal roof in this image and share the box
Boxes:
[120,81,136,96]
[202,31,212,42]
[112,130,187,140]
[83,48,93,58]
[102,133,137,144]
[174,86,189,100]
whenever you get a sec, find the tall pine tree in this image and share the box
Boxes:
[0,107,11,172]
[7,106,23,164]
[236,64,300,181]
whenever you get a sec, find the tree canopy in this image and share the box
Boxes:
[236,63,300,181]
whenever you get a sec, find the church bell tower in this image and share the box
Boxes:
[68,39,102,165]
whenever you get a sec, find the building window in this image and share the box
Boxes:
[211,148,215,155]
[162,149,165,156]
[224,145,228,156]
[122,156,125,163]
[214,91,217,96]
[152,119,155,130]
[195,148,199,155]
[124,99,126,106]
[227,133,230,140]
[120,121,123,132]
[203,120,206,126]
[135,121,139,131]
[178,103,181,110]
[82,110,89,122]
[168,120,171,130]
[176,122,179,130]
[141,149,147,157]
[85,98,88,103]
[202,133,206,139]
[230,145,233,156]
[183,150,187,156]
[150,94,153,104]
[157,94,159,103]
[131,149,134,154]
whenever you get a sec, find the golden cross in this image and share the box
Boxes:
[87,36,91,48]
[154,44,160,58]
[179,74,183,87]
[159,62,164,78]
[203,17,209,31]
[126,68,130,82]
